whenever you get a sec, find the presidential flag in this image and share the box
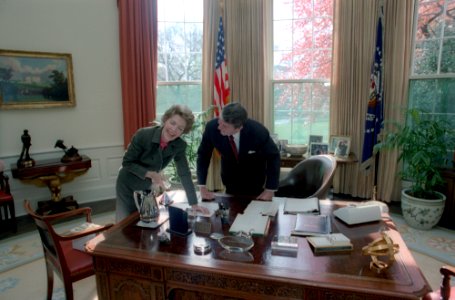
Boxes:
[361,16,384,170]
[213,16,230,117]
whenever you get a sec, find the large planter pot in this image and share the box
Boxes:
[401,189,446,230]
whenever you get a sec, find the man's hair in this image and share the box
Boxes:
[161,104,195,133]
[221,103,248,129]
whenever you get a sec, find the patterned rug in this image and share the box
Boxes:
[0,211,115,273]
[390,213,455,266]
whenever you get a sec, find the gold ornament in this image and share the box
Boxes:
[362,232,399,273]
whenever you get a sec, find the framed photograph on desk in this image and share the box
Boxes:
[308,135,323,145]
[329,136,350,153]
[309,143,329,156]
[329,136,351,158]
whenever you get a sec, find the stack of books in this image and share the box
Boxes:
[306,233,353,254]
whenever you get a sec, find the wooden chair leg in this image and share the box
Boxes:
[8,201,17,233]
[64,279,74,300]
[45,260,54,300]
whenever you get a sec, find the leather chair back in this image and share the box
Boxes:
[276,154,337,199]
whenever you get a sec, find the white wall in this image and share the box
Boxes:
[0,0,124,216]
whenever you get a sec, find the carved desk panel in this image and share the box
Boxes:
[86,196,431,300]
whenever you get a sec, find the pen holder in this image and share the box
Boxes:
[167,205,192,236]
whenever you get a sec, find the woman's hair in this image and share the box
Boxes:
[221,102,248,129]
[161,104,195,134]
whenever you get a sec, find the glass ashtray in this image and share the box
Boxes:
[218,235,254,253]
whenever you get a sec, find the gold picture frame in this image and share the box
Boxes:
[0,49,75,109]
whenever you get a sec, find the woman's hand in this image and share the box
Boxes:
[145,171,170,192]
[191,204,210,215]
[199,186,215,201]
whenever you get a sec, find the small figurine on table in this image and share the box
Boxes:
[17,129,36,168]
[54,139,82,162]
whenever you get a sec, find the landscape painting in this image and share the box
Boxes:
[0,49,75,109]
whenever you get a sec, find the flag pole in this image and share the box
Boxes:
[372,152,379,201]
[361,8,384,202]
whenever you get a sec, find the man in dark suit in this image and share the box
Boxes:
[197,103,281,201]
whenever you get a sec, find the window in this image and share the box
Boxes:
[157,0,203,117]
[409,0,455,164]
[272,0,334,144]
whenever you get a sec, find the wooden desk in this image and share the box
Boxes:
[11,155,91,214]
[87,196,431,300]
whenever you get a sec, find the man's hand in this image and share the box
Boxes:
[191,204,210,215]
[256,190,274,201]
[199,186,215,201]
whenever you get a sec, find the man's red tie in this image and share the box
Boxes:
[228,135,238,160]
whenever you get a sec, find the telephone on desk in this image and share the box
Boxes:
[333,201,387,225]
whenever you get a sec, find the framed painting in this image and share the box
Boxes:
[0,49,75,109]
[329,135,351,158]
[309,142,329,156]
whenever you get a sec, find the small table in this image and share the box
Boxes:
[11,155,91,215]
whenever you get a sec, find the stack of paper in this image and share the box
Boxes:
[276,197,320,214]
[243,200,279,217]
[229,213,270,236]
[306,233,353,254]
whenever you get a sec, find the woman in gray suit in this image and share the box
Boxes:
[115,105,207,222]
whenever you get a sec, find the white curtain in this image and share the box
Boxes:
[331,0,415,202]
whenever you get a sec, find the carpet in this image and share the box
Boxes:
[390,213,455,266]
[0,211,115,273]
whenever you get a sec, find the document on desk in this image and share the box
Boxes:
[275,196,320,214]
[243,200,279,217]
[229,213,270,236]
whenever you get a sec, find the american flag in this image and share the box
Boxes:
[361,16,384,170]
[213,16,230,117]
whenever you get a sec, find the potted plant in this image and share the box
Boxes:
[374,108,455,229]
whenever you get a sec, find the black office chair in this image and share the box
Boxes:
[276,154,337,199]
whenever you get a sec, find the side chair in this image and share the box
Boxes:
[275,154,337,199]
[24,199,113,300]
[423,265,455,300]
[0,170,17,233]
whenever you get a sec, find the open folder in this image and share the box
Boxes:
[229,213,270,236]
[228,200,278,236]
[274,197,320,215]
